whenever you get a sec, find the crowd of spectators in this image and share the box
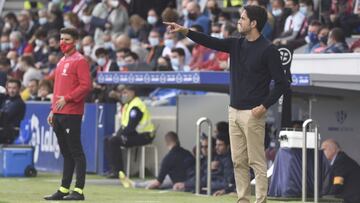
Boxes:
[0,0,359,103]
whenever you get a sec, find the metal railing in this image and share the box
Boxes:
[195,117,212,195]
[302,119,320,203]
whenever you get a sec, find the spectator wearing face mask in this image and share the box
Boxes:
[38,9,52,32]
[203,0,222,23]
[0,34,11,53]
[91,0,129,45]
[162,32,191,65]
[23,29,49,66]
[94,48,119,76]
[323,27,349,53]
[146,29,165,69]
[170,48,190,72]
[115,48,131,71]
[146,8,166,36]
[310,26,330,53]
[184,1,211,34]
[273,0,307,49]
[271,0,290,40]
[304,20,321,53]
[123,51,152,71]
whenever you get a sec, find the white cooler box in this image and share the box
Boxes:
[279,130,320,149]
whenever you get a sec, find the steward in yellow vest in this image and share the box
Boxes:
[105,86,155,178]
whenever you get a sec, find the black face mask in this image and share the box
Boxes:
[188,13,198,20]
[283,8,292,17]
[320,36,328,45]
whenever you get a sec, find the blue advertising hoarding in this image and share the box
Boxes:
[97,71,310,86]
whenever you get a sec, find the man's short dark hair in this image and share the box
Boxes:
[165,131,180,146]
[123,85,137,94]
[95,47,109,57]
[60,28,79,40]
[330,27,345,43]
[6,79,21,88]
[243,5,268,33]
[171,48,185,57]
[125,52,139,61]
[216,121,229,134]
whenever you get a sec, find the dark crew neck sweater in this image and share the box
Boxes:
[187,30,289,110]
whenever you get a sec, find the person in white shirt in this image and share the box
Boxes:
[273,0,305,46]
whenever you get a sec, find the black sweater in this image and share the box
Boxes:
[187,30,289,109]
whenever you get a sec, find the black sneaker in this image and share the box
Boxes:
[63,191,85,201]
[44,190,69,200]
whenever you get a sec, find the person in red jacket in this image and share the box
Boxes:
[44,28,92,201]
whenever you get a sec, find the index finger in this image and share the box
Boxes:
[163,22,174,25]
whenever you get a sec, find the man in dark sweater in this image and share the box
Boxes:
[165,5,289,203]
[146,131,195,189]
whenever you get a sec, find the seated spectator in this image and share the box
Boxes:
[2,12,19,34]
[310,26,330,53]
[115,34,148,62]
[188,25,215,70]
[304,20,321,53]
[212,132,236,196]
[115,48,131,71]
[170,48,190,71]
[173,134,216,193]
[162,32,191,65]
[123,51,152,71]
[184,1,211,34]
[105,86,155,178]
[135,131,196,189]
[299,0,317,23]
[94,48,119,75]
[146,8,166,36]
[350,38,360,53]
[197,23,233,71]
[37,79,53,101]
[271,0,291,40]
[154,56,172,71]
[18,55,43,87]
[9,31,26,56]
[128,14,149,43]
[91,0,129,44]
[145,29,165,69]
[17,10,39,41]
[323,27,349,53]
[273,0,306,49]
[214,121,229,135]
[203,0,222,23]
[26,79,40,101]
[0,79,26,144]
[321,139,360,203]
[0,58,10,87]
[0,33,11,53]
[23,29,49,67]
